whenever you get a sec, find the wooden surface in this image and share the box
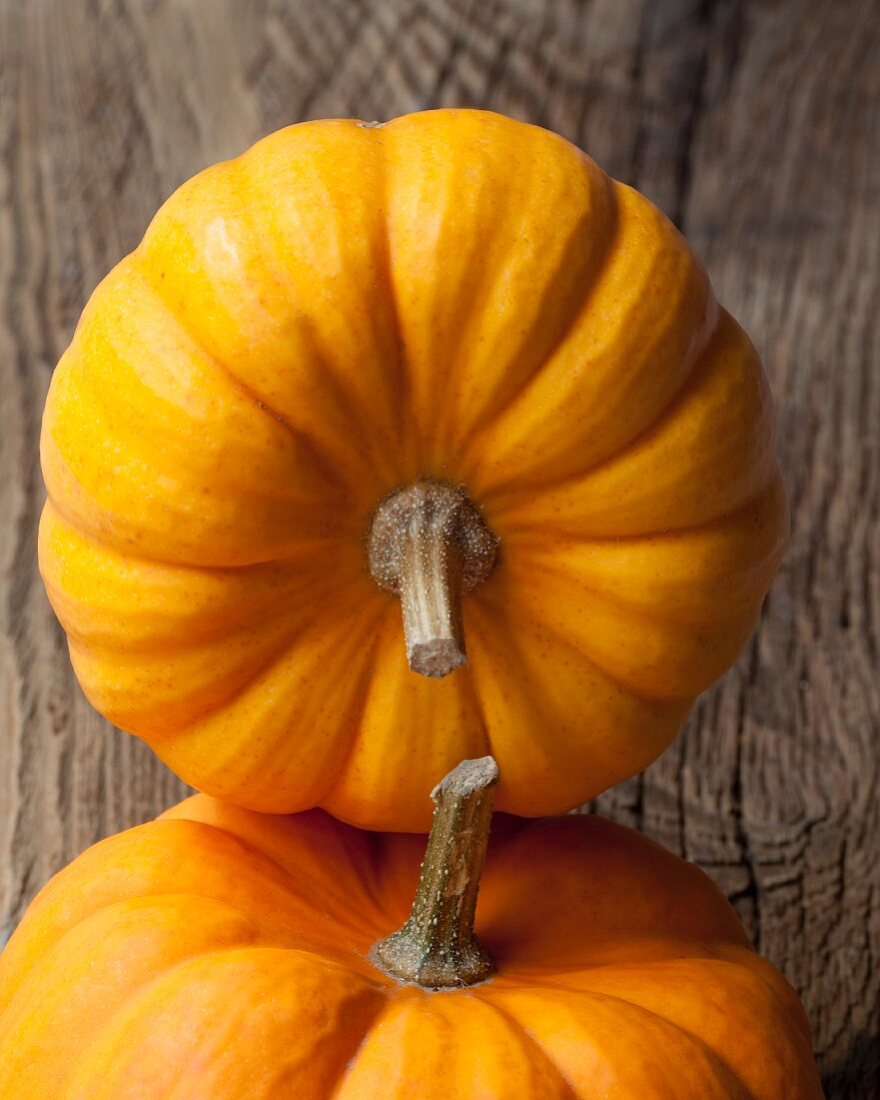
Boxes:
[1,0,877,1093]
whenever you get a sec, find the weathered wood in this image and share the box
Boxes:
[0,1,876,1093]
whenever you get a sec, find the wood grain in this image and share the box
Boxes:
[1,1,877,1093]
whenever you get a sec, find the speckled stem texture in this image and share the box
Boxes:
[368,479,498,678]
[373,756,500,988]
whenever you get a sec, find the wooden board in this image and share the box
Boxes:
[1,1,877,1092]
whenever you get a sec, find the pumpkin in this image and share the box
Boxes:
[39,108,788,831]
[0,758,822,1099]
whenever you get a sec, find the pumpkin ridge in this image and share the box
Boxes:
[361,121,413,473]
[471,596,696,708]
[503,469,785,548]
[3,862,356,972]
[571,952,815,1047]
[319,990,395,1100]
[460,185,718,501]
[510,483,788,627]
[318,826,404,934]
[484,302,725,510]
[148,597,387,791]
[470,996,582,1098]
[40,499,350,577]
[572,950,818,1069]
[460,602,689,817]
[58,582,386,757]
[380,111,621,472]
[40,499,348,572]
[43,267,354,569]
[317,603,491,833]
[110,256,323,476]
[56,574,342,659]
[62,946,385,1100]
[199,587,379,723]
[234,126,413,487]
[146,821,392,941]
[484,309,776,541]
[71,633,280,741]
[183,822,389,941]
[532,984,758,1098]
[703,951,816,1046]
[0,943,235,1091]
[307,601,401,810]
[6,887,378,1005]
[455,170,622,474]
[0,895,276,1037]
[611,987,762,1099]
[137,254,355,504]
[183,811,398,938]
[534,610,731,704]
[324,994,403,1098]
[0,833,186,1014]
[447,169,622,464]
[120,895,362,960]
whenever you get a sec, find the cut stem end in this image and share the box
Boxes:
[410,639,468,679]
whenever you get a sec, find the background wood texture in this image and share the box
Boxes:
[1,0,877,1093]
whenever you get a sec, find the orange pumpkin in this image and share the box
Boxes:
[0,761,821,1099]
[39,108,788,830]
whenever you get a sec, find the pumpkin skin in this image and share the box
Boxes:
[39,109,788,830]
[0,796,822,1099]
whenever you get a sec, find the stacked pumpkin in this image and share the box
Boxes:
[0,110,823,1097]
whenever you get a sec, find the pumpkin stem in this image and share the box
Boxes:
[367,479,499,678]
[372,756,499,989]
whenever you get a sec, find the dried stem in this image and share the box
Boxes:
[372,756,499,988]
[367,479,499,678]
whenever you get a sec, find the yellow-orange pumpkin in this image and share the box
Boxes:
[0,785,821,1098]
[39,109,788,830]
